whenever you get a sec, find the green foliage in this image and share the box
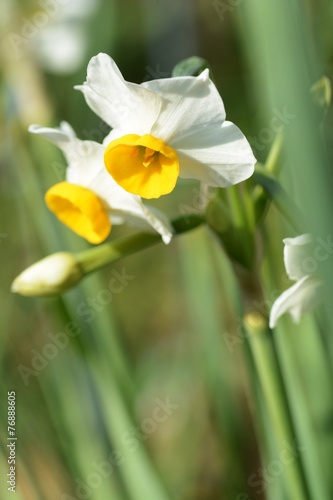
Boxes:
[2,1,333,499]
[172,56,211,77]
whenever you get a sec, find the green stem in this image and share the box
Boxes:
[76,214,204,275]
[265,130,284,175]
[91,362,171,500]
[245,312,309,500]
[254,132,283,224]
[227,185,245,228]
[264,233,333,500]
[253,165,304,232]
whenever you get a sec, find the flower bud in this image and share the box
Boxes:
[11,252,83,297]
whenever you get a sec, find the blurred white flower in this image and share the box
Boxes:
[29,122,173,244]
[33,25,86,74]
[269,235,322,328]
[75,53,256,199]
[31,0,100,75]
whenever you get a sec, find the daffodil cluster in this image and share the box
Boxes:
[30,53,255,246]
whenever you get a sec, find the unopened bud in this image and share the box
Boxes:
[11,252,83,297]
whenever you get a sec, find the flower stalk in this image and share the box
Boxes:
[12,214,204,297]
[77,214,203,274]
[244,312,309,500]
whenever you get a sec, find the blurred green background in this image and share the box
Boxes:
[1,0,333,499]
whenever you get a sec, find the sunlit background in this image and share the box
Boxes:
[1,0,333,499]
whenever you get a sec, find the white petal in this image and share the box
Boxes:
[29,122,104,185]
[109,215,125,225]
[58,121,77,138]
[269,276,322,328]
[283,234,313,280]
[90,170,173,243]
[111,206,173,244]
[174,121,256,187]
[142,69,226,144]
[102,127,126,146]
[67,143,108,186]
[75,53,163,133]
[139,205,173,244]
[29,122,75,147]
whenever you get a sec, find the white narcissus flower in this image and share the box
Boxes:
[75,53,256,200]
[29,122,173,245]
[269,235,322,328]
[31,0,100,75]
